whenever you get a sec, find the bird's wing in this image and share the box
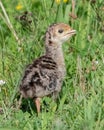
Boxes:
[20,56,58,97]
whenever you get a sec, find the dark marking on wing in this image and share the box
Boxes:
[19,55,58,98]
[31,72,42,86]
[48,77,57,91]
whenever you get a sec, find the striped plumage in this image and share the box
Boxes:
[20,56,59,98]
[19,23,76,113]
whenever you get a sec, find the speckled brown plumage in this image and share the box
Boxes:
[20,56,60,99]
[19,23,76,113]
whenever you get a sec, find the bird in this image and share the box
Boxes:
[19,23,76,113]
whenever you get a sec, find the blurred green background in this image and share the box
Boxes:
[0,0,104,129]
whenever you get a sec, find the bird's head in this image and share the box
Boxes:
[45,23,76,45]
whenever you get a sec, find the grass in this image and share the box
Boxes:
[0,0,104,129]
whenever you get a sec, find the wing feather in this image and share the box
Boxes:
[20,55,58,98]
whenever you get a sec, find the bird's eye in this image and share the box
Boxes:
[58,29,64,33]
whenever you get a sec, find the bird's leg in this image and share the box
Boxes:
[34,98,41,114]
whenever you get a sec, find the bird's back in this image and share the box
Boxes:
[19,55,62,99]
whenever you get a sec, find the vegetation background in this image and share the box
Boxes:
[0,0,104,129]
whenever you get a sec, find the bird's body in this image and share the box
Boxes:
[19,23,76,113]
[20,55,62,99]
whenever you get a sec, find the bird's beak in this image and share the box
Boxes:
[68,29,76,35]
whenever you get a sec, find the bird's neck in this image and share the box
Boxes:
[45,41,66,76]
[45,43,64,64]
